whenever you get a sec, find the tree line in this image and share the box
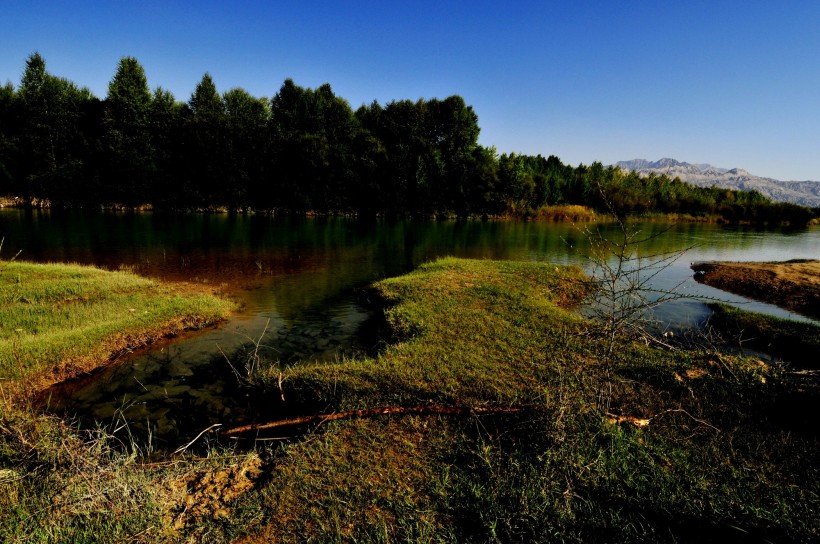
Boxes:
[0,53,814,224]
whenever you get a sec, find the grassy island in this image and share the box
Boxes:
[1,258,818,542]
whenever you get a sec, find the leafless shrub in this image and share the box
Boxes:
[577,183,723,410]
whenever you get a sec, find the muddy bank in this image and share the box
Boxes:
[692,259,820,319]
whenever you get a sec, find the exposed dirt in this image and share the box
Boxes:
[160,454,265,532]
[692,259,820,319]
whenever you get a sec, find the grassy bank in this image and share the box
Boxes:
[0,261,238,543]
[2,258,818,542]
[0,261,234,391]
[707,303,820,368]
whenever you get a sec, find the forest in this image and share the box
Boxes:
[0,53,815,224]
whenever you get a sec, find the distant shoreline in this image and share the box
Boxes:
[3,197,816,226]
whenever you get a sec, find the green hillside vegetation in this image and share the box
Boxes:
[1,258,816,542]
[0,53,815,225]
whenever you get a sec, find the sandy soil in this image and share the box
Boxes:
[692,259,820,319]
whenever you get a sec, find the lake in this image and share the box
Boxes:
[2,209,817,448]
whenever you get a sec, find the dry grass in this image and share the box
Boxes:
[532,204,603,222]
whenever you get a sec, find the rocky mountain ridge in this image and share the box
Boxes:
[615,158,820,208]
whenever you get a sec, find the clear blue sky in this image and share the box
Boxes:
[2,0,819,180]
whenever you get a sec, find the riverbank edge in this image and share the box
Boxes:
[693,259,820,320]
[0,196,607,221]
[236,258,817,542]
[0,261,236,396]
[706,303,820,369]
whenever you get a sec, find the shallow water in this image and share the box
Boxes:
[3,210,817,447]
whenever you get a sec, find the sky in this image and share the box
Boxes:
[2,0,819,181]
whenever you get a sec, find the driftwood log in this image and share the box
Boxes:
[220,404,531,437]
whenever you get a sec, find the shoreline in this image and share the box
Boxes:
[692,259,820,319]
[2,258,818,541]
[3,197,815,225]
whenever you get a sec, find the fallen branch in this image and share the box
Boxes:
[221,404,530,437]
[173,423,222,455]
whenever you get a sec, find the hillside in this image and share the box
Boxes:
[616,158,820,208]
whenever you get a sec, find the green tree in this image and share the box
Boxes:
[311,83,358,211]
[268,80,358,212]
[16,52,53,198]
[16,53,97,203]
[103,57,153,205]
[190,73,224,120]
[185,73,228,206]
[224,87,269,208]
[351,102,390,215]
[0,81,17,193]
[148,87,185,206]
[423,96,481,215]
[359,99,430,215]
[269,79,314,210]
[465,145,501,214]
[498,153,533,212]
[348,127,387,216]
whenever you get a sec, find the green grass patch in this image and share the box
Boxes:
[0,260,239,542]
[0,261,234,384]
[277,257,591,409]
[225,258,818,542]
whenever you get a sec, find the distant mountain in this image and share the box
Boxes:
[615,158,820,208]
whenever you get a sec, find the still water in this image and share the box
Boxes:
[2,210,817,447]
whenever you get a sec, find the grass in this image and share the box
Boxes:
[229,258,818,542]
[276,258,591,410]
[0,260,239,543]
[531,204,604,222]
[0,261,234,389]
[1,257,818,542]
[707,302,820,369]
